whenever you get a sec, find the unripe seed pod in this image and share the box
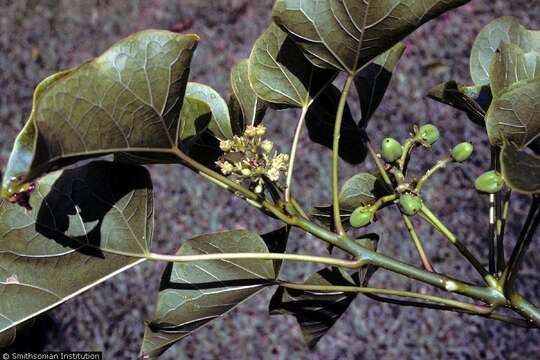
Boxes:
[350,207,373,228]
[399,193,423,216]
[451,142,474,162]
[475,170,504,193]
[418,124,440,145]
[381,137,403,162]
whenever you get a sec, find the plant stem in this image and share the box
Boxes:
[290,197,309,219]
[496,190,510,274]
[363,293,533,328]
[415,157,452,193]
[488,145,500,274]
[420,204,491,281]
[332,74,355,236]
[285,106,308,202]
[488,192,496,273]
[502,197,539,293]
[279,282,491,314]
[371,194,398,211]
[293,217,506,306]
[401,214,434,272]
[146,252,362,269]
[367,141,393,189]
[397,138,416,174]
[508,292,540,327]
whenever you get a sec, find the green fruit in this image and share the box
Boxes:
[399,193,423,216]
[475,170,504,193]
[350,207,373,228]
[451,142,474,162]
[418,124,440,145]
[381,137,403,162]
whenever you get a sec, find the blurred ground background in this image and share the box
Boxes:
[1,0,539,359]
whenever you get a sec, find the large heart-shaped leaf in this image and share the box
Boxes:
[355,43,406,126]
[230,59,268,131]
[485,78,540,149]
[1,30,198,201]
[305,84,366,164]
[248,23,336,108]
[0,161,153,342]
[470,16,540,86]
[272,0,469,74]
[489,42,540,98]
[500,141,540,194]
[427,81,491,126]
[185,82,234,140]
[141,228,288,358]
[269,267,358,349]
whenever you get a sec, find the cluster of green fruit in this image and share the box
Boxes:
[349,124,503,228]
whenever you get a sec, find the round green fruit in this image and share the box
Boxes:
[350,207,373,228]
[418,124,440,145]
[475,170,504,193]
[451,142,474,162]
[399,193,423,216]
[381,137,403,163]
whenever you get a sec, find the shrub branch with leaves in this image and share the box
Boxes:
[0,1,539,357]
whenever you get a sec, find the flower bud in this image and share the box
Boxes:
[255,125,266,136]
[350,207,373,228]
[399,193,423,216]
[241,168,252,177]
[381,137,403,163]
[261,140,273,153]
[418,124,440,146]
[254,184,264,194]
[451,142,474,162]
[475,170,504,193]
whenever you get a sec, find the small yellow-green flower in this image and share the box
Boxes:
[267,168,280,181]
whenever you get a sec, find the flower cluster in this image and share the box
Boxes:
[216,125,289,194]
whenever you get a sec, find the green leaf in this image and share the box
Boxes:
[261,226,290,275]
[339,172,387,211]
[355,43,406,125]
[248,23,336,108]
[142,229,287,358]
[114,95,213,165]
[427,81,490,127]
[500,141,540,194]
[178,97,212,144]
[470,16,540,86]
[269,267,357,349]
[230,59,267,130]
[0,161,152,342]
[273,0,469,74]
[485,78,540,149]
[185,82,233,140]
[305,84,367,164]
[489,42,540,98]
[1,30,198,201]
